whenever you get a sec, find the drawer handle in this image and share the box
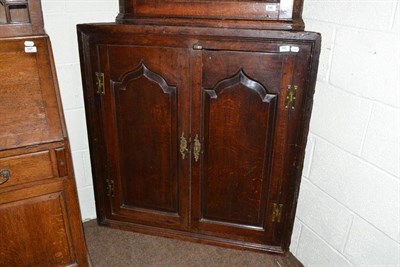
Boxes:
[0,169,11,185]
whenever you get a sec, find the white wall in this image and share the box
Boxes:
[42,1,400,266]
[42,0,118,220]
[290,1,400,266]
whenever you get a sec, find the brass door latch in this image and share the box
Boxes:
[285,85,297,110]
[106,179,114,197]
[180,132,189,159]
[272,203,283,222]
[95,72,105,95]
[193,134,201,162]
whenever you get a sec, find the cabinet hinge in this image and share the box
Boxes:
[271,203,284,222]
[284,85,297,110]
[106,179,114,197]
[95,72,105,95]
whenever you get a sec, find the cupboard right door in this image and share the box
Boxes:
[191,41,312,250]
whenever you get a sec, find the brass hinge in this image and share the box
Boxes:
[106,179,114,197]
[95,72,105,95]
[272,203,284,222]
[284,85,297,110]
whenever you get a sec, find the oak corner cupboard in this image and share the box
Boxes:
[0,0,88,266]
[77,0,321,259]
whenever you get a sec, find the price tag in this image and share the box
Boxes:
[265,5,277,12]
[24,41,35,47]
[279,45,290,52]
[25,46,37,53]
[291,46,300,53]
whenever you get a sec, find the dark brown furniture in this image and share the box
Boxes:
[117,0,305,30]
[0,1,88,266]
[0,0,45,37]
[78,0,320,257]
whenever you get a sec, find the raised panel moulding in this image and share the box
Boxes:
[112,61,176,94]
[204,69,276,103]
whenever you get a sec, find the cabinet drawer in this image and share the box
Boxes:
[0,180,76,266]
[0,151,55,189]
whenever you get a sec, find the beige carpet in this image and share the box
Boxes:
[83,220,302,267]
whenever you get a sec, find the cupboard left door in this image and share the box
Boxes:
[81,34,191,231]
[0,179,82,267]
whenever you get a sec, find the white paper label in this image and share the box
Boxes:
[265,5,277,12]
[25,46,37,53]
[291,46,300,53]
[24,41,35,47]
[279,45,290,52]
[280,0,294,19]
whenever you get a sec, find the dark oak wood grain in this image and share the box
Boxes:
[191,49,284,244]
[97,44,190,230]
[117,0,305,30]
[78,24,320,256]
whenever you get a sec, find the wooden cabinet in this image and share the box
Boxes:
[78,24,320,254]
[0,36,88,266]
[191,46,305,246]
[1,1,88,265]
[0,0,45,37]
[101,45,190,230]
[0,147,82,267]
[117,0,304,30]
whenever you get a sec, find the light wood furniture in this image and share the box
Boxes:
[0,1,88,266]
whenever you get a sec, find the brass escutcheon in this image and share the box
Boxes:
[193,135,201,162]
[180,132,189,160]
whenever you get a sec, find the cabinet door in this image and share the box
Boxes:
[191,43,312,249]
[0,180,78,267]
[96,44,190,230]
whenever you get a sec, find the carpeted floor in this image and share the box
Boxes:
[83,220,302,267]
